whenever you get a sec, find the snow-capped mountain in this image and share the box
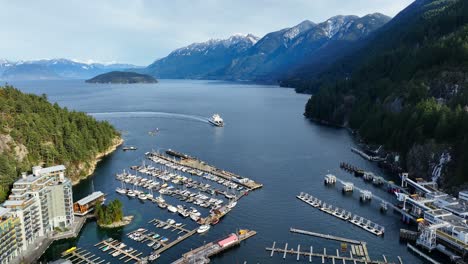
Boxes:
[218,13,390,81]
[0,58,139,80]
[143,13,390,82]
[144,34,259,79]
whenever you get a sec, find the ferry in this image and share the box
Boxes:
[208,114,224,127]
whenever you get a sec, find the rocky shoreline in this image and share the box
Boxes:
[71,136,124,185]
[98,215,133,228]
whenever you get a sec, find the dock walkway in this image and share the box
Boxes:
[297,192,385,236]
[290,228,362,245]
[95,239,143,263]
[266,242,395,264]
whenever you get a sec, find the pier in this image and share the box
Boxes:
[62,247,107,264]
[297,192,385,236]
[95,238,143,263]
[266,242,396,263]
[172,229,257,264]
[328,174,416,222]
[351,147,384,162]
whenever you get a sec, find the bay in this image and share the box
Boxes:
[9,79,423,263]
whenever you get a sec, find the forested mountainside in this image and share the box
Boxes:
[0,86,121,201]
[144,14,389,82]
[298,0,468,191]
[86,71,158,84]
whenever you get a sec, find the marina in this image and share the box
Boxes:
[297,192,385,236]
[32,80,427,264]
[148,150,263,190]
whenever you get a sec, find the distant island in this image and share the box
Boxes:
[86,71,158,84]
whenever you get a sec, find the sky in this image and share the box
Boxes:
[0,0,414,66]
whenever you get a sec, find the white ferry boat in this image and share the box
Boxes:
[208,114,224,127]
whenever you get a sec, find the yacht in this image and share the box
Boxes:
[208,114,224,127]
[167,205,178,213]
[116,187,127,194]
[197,224,211,234]
[138,193,147,200]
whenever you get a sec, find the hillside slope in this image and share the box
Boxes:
[0,86,122,201]
[299,0,468,190]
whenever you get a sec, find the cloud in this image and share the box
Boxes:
[0,0,414,65]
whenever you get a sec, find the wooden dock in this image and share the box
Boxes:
[95,239,143,263]
[154,228,198,255]
[149,218,190,234]
[266,242,396,264]
[297,192,385,236]
[62,248,107,264]
[290,228,362,245]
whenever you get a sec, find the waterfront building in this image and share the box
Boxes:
[2,165,74,251]
[0,207,23,264]
[73,191,105,216]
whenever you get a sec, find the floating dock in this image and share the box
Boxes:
[297,192,385,236]
[95,238,143,263]
[265,242,398,263]
[290,228,362,245]
[172,229,257,263]
[61,247,107,264]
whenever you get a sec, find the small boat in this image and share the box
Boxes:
[102,245,110,252]
[152,243,161,250]
[168,205,178,213]
[123,146,137,151]
[152,233,160,239]
[163,224,171,230]
[118,243,126,249]
[190,214,200,222]
[148,241,155,247]
[116,187,127,194]
[158,202,167,209]
[175,223,182,227]
[149,253,160,261]
[112,251,121,257]
[138,193,147,200]
[167,219,176,225]
[127,190,136,197]
[160,237,169,243]
[227,201,237,209]
[197,224,211,234]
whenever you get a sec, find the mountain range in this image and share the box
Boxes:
[0,59,139,80]
[143,13,390,82]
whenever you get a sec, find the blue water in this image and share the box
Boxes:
[9,79,425,263]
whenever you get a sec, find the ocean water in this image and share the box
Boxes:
[9,79,425,263]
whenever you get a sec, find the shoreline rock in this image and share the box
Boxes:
[98,215,133,228]
[71,136,124,185]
